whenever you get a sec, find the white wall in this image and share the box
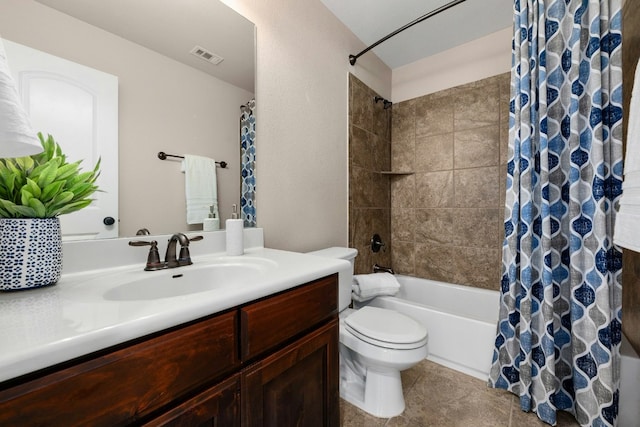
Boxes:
[392,27,512,102]
[0,0,253,237]
[222,0,392,252]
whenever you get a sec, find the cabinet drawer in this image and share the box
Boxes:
[143,374,240,427]
[240,274,338,361]
[0,311,238,427]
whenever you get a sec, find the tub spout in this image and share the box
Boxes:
[373,263,395,275]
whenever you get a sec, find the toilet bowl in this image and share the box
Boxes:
[307,247,429,418]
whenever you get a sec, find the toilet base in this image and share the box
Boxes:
[340,366,405,418]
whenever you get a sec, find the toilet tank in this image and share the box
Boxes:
[306,247,357,312]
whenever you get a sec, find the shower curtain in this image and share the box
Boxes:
[489,1,623,426]
[240,99,256,227]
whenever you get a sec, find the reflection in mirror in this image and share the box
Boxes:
[4,39,119,240]
[0,0,256,239]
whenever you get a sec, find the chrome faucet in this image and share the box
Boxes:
[164,233,203,268]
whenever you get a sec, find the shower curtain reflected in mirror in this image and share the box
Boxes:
[240,99,256,227]
[489,1,623,426]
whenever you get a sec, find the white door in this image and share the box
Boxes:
[4,40,118,239]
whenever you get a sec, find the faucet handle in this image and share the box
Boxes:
[177,235,204,266]
[129,240,165,271]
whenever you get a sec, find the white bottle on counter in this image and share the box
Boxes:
[203,204,220,231]
[225,204,244,256]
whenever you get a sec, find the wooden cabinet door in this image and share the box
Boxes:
[143,374,240,427]
[241,318,339,427]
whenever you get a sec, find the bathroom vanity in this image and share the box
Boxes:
[0,229,347,426]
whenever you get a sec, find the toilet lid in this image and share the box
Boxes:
[344,306,428,349]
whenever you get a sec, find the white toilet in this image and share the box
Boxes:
[307,247,428,418]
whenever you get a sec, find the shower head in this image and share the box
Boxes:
[374,96,392,110]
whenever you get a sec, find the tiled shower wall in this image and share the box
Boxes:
[349,72,510,290]
[389,73,510,290]
[348,75,392,274]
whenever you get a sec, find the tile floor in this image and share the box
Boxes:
[339,360,580,427]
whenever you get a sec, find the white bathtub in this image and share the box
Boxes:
[357,275,499,380]
[357,275,640,425]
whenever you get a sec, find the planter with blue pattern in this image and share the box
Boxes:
[0,218,62,291]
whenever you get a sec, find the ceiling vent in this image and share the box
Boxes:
[190,46,224,65]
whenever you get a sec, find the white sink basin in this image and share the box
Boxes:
[103,257,278,301]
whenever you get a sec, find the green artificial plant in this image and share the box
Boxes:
[0,133,100,218]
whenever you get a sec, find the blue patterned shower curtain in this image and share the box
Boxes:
[489,1,623,426]
[240,99,256,227]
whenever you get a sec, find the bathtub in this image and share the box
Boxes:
[357,275,499,380]
[357,275,640,425]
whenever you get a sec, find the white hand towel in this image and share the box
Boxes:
[352,272,401,302]
[182,154,218,225]
[615,58,640,251]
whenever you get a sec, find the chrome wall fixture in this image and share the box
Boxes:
[348,0,468,66]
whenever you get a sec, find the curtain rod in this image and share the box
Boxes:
[349,0,468,66]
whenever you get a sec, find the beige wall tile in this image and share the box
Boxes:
[415,243,459,282]
[415,209,453,245]
[392,207,415,242]
[372,172,390,208]
[392,137,415,171]
[454,126,500,169]
[415,90,455,137]
[415,171,455,208]
[454,167,500,208]
[416,133,454,172]
[373,101,392,141]
[452,208,502,249]
[349,125,371,169]
[350,77,373,131]
[392,100,416,142]
[391,175,417,208]
[453,246,501,289]
[372,133,391,171]
[391,241,415,276]
[454,81,500,131]
[349,165,374,207]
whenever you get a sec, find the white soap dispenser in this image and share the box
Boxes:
[225,204,244,256]
[203,204,220,231]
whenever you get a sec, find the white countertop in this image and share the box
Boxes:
[0,243,349,383]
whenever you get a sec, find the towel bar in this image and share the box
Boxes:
[158,151,227,168]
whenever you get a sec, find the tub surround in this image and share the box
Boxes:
[0,228,350,384]
[389,73,509,290]
[348,74,393,275]
[348,72,508,290]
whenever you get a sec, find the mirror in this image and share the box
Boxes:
[0,0,256,238]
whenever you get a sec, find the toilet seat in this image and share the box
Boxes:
[344,306,428,350]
